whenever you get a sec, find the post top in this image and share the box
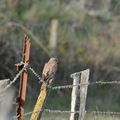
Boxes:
[24,35,31,42]
[70,72,81,78]
[70,69,90,79]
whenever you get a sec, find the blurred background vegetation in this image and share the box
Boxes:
[0,0,120,115]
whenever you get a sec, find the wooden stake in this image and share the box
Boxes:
[30,82,47,120]
[79,69,90,120]
[70,69,90,120]
[70,72,81,120]
[30,80,54,120]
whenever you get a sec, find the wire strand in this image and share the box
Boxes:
[0,63,28,94]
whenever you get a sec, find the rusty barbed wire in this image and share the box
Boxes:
[0,63,28,94]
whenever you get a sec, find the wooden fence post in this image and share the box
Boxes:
[79,69,90,120]
[30,82,47,120]
[70,72,81,120]
[16,36,30,120]
[70,69,90,120]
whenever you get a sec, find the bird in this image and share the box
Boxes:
[41,57,58,85]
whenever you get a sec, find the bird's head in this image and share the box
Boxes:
[49,57,58,63]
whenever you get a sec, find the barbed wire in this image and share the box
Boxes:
[13,109,79,119]
[0,63,28,94]
[92,111,120,115]
[51,80,120,90]
[13,109,120,119]
[50,84,88,90]
[28,65,44,83]
[95,81,120,85]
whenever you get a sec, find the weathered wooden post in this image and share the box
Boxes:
[79,69,90,120]
[30,82,47,120]
[16,36,30,120]
[70,69,90,120]
[70,72,81,120]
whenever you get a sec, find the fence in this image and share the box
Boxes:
[0,36,120,120]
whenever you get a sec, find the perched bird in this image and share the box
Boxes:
[41,57,58,84]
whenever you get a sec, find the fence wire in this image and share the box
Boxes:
[28,65,44,83]
[95,81,120,85]
[51,80,120,90]
[0,63,28,94]
[13,109,120,119]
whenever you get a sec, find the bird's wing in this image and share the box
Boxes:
[42,63,50,77]
[48,63,57,76]
[42,58,58,82]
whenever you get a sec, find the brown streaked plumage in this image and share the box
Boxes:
[42,57,58,83]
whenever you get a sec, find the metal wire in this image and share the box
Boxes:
[28,65,44,83]
[51,80,120,90]
[95,81,120,85]
[0,63,28,94]
[51,84,89,90]
[13,109,82,119]
[13,109,79,119]
[13,109,120,119]
[43,109,81,114]
[92,111,120,115]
